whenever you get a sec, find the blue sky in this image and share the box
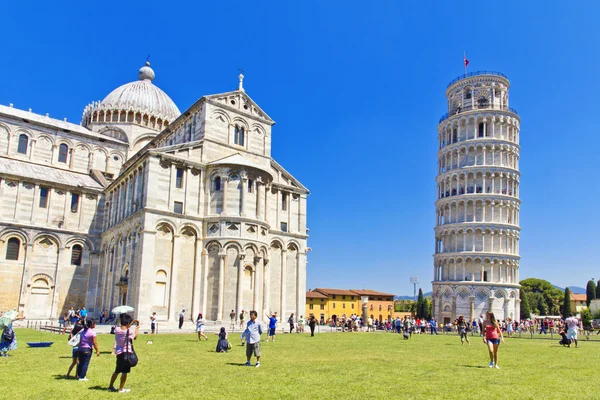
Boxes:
[2,1,598,295]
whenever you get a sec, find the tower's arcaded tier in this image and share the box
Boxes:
[433,71,521,324]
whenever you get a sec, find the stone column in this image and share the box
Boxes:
[256,178,264,220]
[469,296,475,322]
[201,249,209,317]
[51,246,68,318]
[280,248,287,319]
[191,238,203,319]
[264,185,271,224]
[217,251,226,321]
[240,172,247,217]
[168,234,181,322]
[296,251,307,319]
[221,176,229,216]
[17,243,33,315]
[504,298,510,321]
[253,256,261,312]
[236,253,246,316]
[515,298,521,322]
[451,296,457,321]
[135,231,156,321]
[263,258,270,315]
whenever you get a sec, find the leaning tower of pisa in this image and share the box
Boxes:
[433,71,521,324]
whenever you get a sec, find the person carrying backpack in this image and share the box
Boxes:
[0,322,18,357]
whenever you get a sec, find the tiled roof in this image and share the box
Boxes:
[313,288,357,296]
[570,294,587,301]
[306,291,328,299]
[350,289,396,297]
[0,157,103,190]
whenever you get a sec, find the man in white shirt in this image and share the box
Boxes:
[565,315,579,348]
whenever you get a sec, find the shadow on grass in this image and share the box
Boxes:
[226,362,251,367]
[88,386,108,391]
[58,356,73,359]
[458,365,487,369]
[53,374,74,380]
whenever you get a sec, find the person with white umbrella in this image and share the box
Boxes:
[0,310,23,357]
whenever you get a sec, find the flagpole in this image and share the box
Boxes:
[464,51,467,76]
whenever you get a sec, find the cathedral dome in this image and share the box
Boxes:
[82,62,180,129]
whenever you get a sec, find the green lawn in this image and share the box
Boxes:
[3,329,597,399]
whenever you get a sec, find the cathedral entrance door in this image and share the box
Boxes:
[28,278,51,318]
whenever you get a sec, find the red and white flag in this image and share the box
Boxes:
[464,54,469,68]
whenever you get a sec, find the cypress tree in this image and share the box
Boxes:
[520,290,531,320]
[562,287,572,317]
[596,280,600,299]
[586,280,597,306]
[416,288,425,319]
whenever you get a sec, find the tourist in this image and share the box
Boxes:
[288,313,295,334]
[216,327,229,352]
[239,310,246,329]
[229,310,236,330]
[68,306,77,326]
[108,314,139,393]
[483,312,504,369]
[79,306,88,323]
[196,313,208,341]
[66,319,84,377]
[558,327,571,347]
[506,318,514,338]
[367,316,373,332]
[565,314,579,348]
[395,317,402,334]
[0,321,18,357]
[265,312,277,342]
[457,315,470,345]
[76,319,100,381]
[150,312,156,334]
[308,315,317,337]
[429,318,438,335]
[298,315,305,333]
[179,309,185,329]
[403,316,412,337]
[242,311,263,368]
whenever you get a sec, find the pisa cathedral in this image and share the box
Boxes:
[0,62,309,324]
[433,71,521,323]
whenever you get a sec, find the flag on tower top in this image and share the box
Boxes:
[464,54,469,68]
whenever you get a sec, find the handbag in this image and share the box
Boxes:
[123,329,138,367]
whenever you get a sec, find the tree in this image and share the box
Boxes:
[416,288,426,319]
[562,287,572,317]
[586,280,596,306]
[596,280,600,299]
[580,308,592,330]
[424,297,432,320]
[520,290,531,320]
[520,278,564,315]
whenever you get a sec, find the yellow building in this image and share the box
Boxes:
[570,294,587,313]
[306,288,396,323]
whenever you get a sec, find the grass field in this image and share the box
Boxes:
[3,329,598,399]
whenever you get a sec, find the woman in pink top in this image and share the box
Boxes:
[108,314,139,393]
[483,312,504,369]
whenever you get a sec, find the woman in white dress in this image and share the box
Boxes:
[196,314,208,341]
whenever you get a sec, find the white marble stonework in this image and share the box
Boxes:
[433,71,521,324]
[0,64,309,324]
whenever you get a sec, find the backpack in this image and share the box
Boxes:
[2,326,14,343]
[239,313,244,320]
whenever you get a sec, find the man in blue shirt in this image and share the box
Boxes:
[243,311,263,368]
[79,307,88,323]
[265,312,277,342]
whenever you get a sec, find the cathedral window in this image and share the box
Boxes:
[71,244,83,266]
[6,238,20,260]
[39,187,49,208]
[70,193,80,213]
[17,134,28,154]
[58,144,69,163]
[213,177,221,191]
[281,192,288,211]
[234,125,245,146]
[174,201,183,215]
[478,122,485,138]
[175,168,184,189]
[280,222,288,232]
[247,179,253,193]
